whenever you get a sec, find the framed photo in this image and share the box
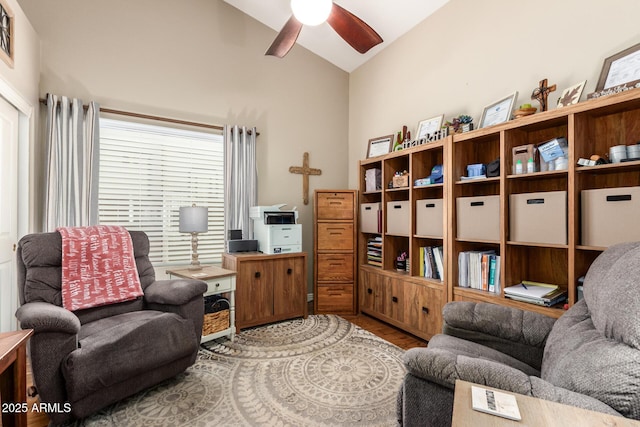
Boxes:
[0,0,14,68]
[415,115,444,140]
[557,80,586,108]
[366,134,394,158]
[595,42,640,92]
[479,92,518,128]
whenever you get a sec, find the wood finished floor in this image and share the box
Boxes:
[26,308,426,427]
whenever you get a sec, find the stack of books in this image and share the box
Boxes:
[458,250,501,293]
[367,236,382,267]
[504,281,567,307]
[419,246,444,281]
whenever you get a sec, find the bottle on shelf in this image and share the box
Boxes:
[527,157,535,173]
[515,159,523,174]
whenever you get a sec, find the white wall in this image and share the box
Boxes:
[18,0,351,292]
[349,0,640,187]
[0,0,40,232]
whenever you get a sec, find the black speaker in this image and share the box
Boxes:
[228,229,242,240]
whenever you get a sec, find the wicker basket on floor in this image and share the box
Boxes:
[203,309,230,335]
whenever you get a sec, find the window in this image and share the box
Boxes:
[99,118,224,265]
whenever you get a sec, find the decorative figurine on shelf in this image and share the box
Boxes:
[531,78,557,112]
[444,115,473,133]
[395,251,408,272]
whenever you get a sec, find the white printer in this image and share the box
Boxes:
[250,204,302,254]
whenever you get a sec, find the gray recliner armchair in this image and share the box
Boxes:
[15,230,208,425]
[398,241,640,426]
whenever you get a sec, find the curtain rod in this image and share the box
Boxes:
[38,97,238,133]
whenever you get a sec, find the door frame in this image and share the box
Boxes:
[0,75,35,332]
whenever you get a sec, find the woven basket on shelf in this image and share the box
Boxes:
[203,309,230,335]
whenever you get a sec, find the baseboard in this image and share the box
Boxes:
[307,293,314,302]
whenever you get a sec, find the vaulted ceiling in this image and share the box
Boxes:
[223,0,449,72]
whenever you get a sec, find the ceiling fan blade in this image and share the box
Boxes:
[327,3,383,54]
[265,15,303,58]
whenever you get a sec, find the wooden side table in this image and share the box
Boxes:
[0,329,33,427]
[166,265,236,343]
[452,380,640,426]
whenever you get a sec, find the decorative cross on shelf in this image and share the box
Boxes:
[289,152,321,205]
[531,78,557,112]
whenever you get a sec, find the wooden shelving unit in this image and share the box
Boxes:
[357,89,640,335]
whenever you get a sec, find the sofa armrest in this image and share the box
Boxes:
[16,301,81,334]
[404,349,622,418]
[144,279,207,305]
[441,301,556,370]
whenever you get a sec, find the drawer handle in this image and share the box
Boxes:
[393,205,402,209]
[606,194,631,202]
[367,288,373,294]
[422,306,429,314]
[527,198,545,205]
[392,296,398,303]
[470,201,484,207]
[214,282,220,288]
[364,206,372,210]
[329,263,344,267]
[255,271,261,278]
[425,203,436,208]
[287,268,292,275]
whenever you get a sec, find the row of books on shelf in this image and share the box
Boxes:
[504,281,567,307]
[367,236,382,267]
[419,246,444,281]
[458,250,501,293]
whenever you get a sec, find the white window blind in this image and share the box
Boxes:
[98,118,224,265]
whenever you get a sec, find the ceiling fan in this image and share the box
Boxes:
[266,0,383,58]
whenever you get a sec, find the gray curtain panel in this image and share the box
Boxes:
[44,94,100,231]
[224,125,258,242]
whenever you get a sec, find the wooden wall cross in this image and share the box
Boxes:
[531,78,557,112]
[289,152,321,205]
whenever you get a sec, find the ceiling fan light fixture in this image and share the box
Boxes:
[290,0,333,26]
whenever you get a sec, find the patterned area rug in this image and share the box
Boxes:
[71,315,406,426]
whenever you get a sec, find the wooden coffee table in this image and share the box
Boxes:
[452,380,640,426]
[0,329,33,427]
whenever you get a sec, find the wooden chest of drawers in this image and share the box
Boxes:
[314,190,358,314]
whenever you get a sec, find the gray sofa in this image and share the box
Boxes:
[397,241,640,426]
[15,231,208,425]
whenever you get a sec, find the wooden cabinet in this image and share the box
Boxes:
[358,139,447,340]
[222,252,307,330]
[358,89,640,333]
[314,190,358,314]
[358,267,442,340]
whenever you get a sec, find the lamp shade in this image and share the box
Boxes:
[179,206,208,233]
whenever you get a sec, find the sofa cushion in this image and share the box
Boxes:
[18,231,156,324]
[542,299,640,420]
[582,242,640,350]
[62,310,197,402]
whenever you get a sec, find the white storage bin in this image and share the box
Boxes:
[582,186,640,247]
[360,202,381,233]
[416,199,443,237]
[510,191,567,245]
[386,201,410,236]
[456,195,500,241]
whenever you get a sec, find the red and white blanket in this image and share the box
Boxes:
[58,225,144,311]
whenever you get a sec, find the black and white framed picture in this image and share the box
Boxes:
[0,0,13,68]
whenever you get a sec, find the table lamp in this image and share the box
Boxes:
[179,204,208,270]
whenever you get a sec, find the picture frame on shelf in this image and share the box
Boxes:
[415,115,444,141]
[479,92,518,128]
[557,80,586,107]
[366,134,394,158]
[595,42,640,93]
